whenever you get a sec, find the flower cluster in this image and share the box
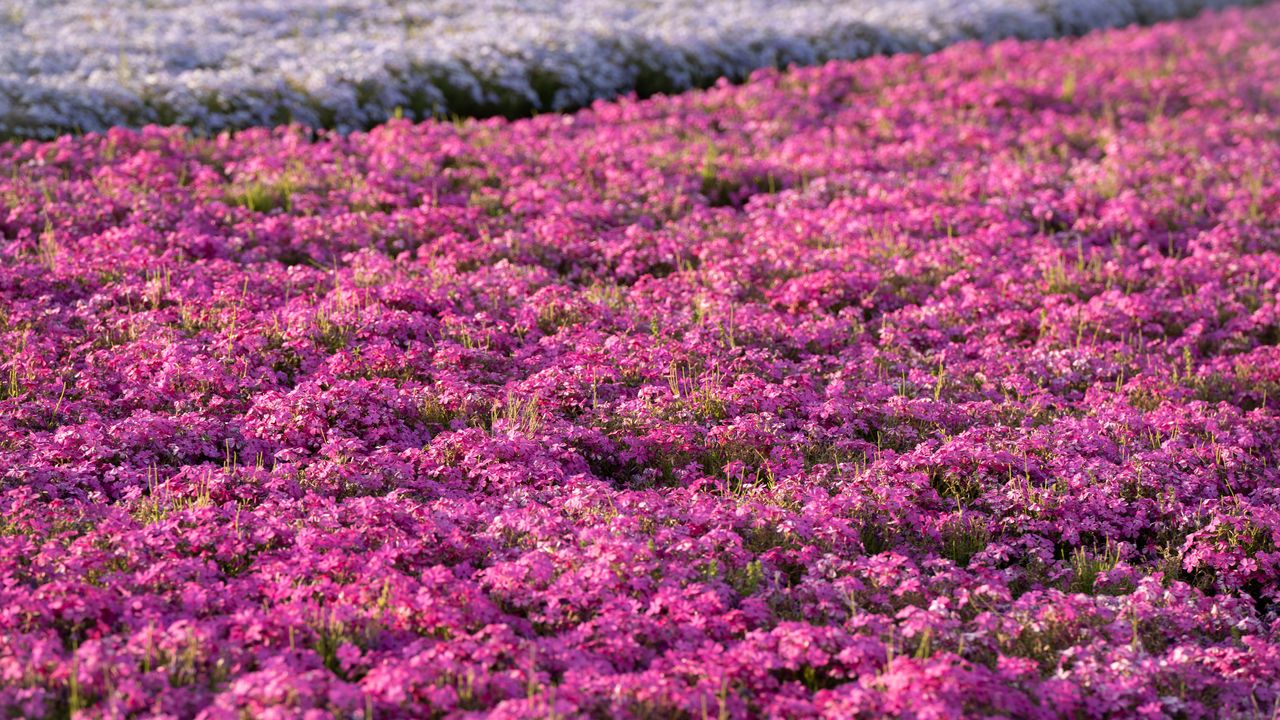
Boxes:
[2,3,1280,718]
[0,0,1266,137]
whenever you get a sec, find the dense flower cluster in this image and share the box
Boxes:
[3,3,1280,718]
[0,0,1265,138]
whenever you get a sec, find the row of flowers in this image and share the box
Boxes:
[2,2,1280,718]
[0,0,1266,137]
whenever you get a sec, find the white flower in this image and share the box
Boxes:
[0,0,1261,137]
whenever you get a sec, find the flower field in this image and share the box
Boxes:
[0,0,1264,138]
[3,1,1280,719]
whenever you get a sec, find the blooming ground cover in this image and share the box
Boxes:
[3,2,1280,718]
[0,0,1265,138]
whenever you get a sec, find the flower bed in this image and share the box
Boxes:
[2,3,1280,718]
[0,0,1264,137]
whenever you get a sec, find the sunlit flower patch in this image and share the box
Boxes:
[1,3,1279,718]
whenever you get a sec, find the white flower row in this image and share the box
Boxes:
[0,0,1258,137]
